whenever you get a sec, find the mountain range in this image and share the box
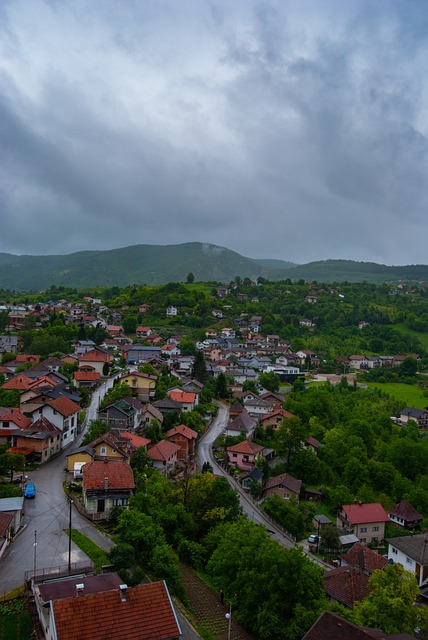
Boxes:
[0,243,427,290]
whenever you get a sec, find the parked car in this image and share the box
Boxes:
[308,534,318,544]
[24,482,36,498]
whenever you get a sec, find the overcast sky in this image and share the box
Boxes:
[1,0,427,265]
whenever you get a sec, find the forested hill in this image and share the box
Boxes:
[0,243,427,290]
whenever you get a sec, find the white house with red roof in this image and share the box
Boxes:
[0,408,32,444]
[336,503,390,545]
[147,440,181,475]
[78,348,113,376]
[26,397,81,447]
[167,390,197,412]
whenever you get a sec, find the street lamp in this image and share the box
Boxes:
[225,602,232,640]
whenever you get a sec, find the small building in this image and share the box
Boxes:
[337,503,390,545]
[147,440,181,475]
[388,500,423,530]
[387,534,428,587]
[82,460,135,520]
[164,424,198,463]
[262,473,302,502]
[226,440,264,470]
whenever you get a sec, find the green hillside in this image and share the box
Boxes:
[0,244,427,291]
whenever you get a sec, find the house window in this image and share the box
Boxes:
[232,453,237,458]
[372,526,379,532]
[113,498,128,507]
[406,556,412,565]
[392,547,398,555]
[361,538,366,544]
[360,527,367,533]
[283,493,290,500]
[100,447,107,456]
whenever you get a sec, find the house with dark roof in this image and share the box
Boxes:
[336,503,390,545]
[224,409,257,438]
[303,610,417,639]
[262,473,302,502]
[33,574,181,640]
[387,534,428,587]
[98,399,137,431]
[120,371,157,401]
[82,460,135,519]
[399,407,428,430]
[10,416,62,463]
[388,500,423,530]
[324,566,370,609]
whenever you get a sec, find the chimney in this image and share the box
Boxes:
[119,584,128,602]
[104,477,108,490]
[76,583,84,596]
[359,501,362,506]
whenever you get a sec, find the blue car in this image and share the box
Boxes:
[24,482,36,498]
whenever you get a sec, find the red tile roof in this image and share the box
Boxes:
[342,503,390,525]
[74,371,101,381]
[324,566,370,608]
[262,408,295,421]
[121,432,151,449]
[2,375,33,390]
[0,512,13,537]
[52,581,181,640]
[0,409,32,429]
[82,460,135,491]
[79,349,110,363]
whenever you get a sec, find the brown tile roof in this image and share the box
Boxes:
[74,371,101,381]
[340,543,389,573]
[39,572,123,602]
[263,473,302,495]
[52,581,181,640]
[168,391,196,404]
[25,416,61,434]
[0,511,13,537]
[164,424,198,440]
[147,440,180,462]
[227,440,264,455]
[121,432,151,449]
[82,460,135,491]
[303,610,417,639]
[262,408,295,421]
[48,396,81,417]
[79,349,110,363]
[324,566,370,608]
[2,375,33,390]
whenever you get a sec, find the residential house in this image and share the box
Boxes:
[0,409,32,445]
[139,303,151,313]
[340,542,389,575]
[74,367,101,389]
[0,512,14,559]
[122,344,162,364]
[303,610,417,640]
[98,400,137,431]
[243,395,273,417]
[147,440,181,475]
[65,431,134,474]
[324,566,370,609]
[165,424,198,463]
[167,390,196,412]
[82,459,135,519]
[136,326,152,339]
[106,325,124,337]
[161,343,181,358]
[120,371,157,401]
[78,349,113,377]
[260,409,295,431]
[304,436,321,455]
[10,416,62,464]
[74,340,96,356]
[262,473,301,502]
[388,500,423,530]
[166,306,178,317]
[227,440,265,470]
[387,534,428,587]
[224,410,257,439]
[152,397,182,415]
[25,396,81,448]
[0,335,19,354]
[336,503,390,545]
[140,403,164,428]
[33,575,181,640]
[241,467,264,489]
[348,355,368,370]
[0,496,25,537]
[399,406,428,430]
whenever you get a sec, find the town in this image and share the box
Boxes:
[1,277,428,640]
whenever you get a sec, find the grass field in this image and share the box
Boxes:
[68,529,110,573]
[366,382,428,408]
[394,323,428,351]
[0,599,33,640]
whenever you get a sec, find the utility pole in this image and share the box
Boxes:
[33,530,37,579]
[68,499,73,572]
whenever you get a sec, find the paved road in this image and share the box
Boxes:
[197,402,330,568]
[0,378,115,594]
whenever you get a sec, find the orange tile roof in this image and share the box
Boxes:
[2,375,33,390]
[52,581,181,640]
[82,460,135,491]
[7,447,32,455]
[227,440,264,455]
[122,432,151,449]
[48,396,81,417]
[168,391,195,404]
[340,543,389,573]
[79,349,110,363]
[74,371,101,381]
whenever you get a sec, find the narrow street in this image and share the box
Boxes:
[0,378,115,594]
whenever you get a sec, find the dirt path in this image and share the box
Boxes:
[180,564,257,640]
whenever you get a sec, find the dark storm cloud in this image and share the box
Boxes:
[0,0,427,263]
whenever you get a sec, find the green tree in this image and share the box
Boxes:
[353,564,428,634]
[214,372,229,399]
[82,420,110,445]
[186,272,195,284]
[275,416,308,465]
[109,543,136,570]
[258,371,280,392]
[0,452,25,482]
[191,350,207,383]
